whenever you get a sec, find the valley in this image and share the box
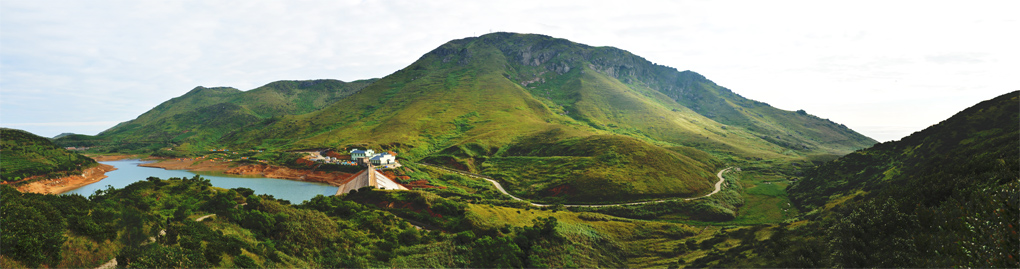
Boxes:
[420,163,737,207]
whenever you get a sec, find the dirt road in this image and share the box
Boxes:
[418,163,735,208]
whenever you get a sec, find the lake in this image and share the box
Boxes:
[63,159,339,203]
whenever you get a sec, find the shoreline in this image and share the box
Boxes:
[140,158,355,186]
[138,157,237,172]
[86,154,140,162]
[16,164,117,195]
[12,155,353,195]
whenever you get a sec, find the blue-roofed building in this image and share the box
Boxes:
[350,149,376,160]
[369,153,396,165]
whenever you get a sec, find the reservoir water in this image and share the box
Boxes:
[63,159,339,203]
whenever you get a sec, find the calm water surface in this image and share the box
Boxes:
[63,159,338,203]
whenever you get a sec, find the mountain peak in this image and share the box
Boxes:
[184,86,241,96]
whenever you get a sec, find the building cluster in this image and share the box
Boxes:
[318,156,358,166]
[349,149,397,166]
[311,148,399,168]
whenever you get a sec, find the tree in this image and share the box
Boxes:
[0,192,67,267]
[471,235,524,268]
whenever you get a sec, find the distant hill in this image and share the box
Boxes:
[55,79,375,152]
[52,133,77,139]
[0,128,97,181]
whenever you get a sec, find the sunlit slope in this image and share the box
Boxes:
[0,128,97,181]
[57,79,374,150]
[229,42,572,152]
[480,32,875,156]
[228,33,880,202]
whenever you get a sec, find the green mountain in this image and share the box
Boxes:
[797,92,1017,267]
[789,91,1018,210]
[694,91,1018,268]
[220,33,874,203]
[63,33,875,203]
[56,79,375,152]
[0,128,97,181]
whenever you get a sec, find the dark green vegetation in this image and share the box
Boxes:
[0,176,694,268]
[684,91,1019,268]
[59,32,875,203]
[0,128,97,181]
[55,79,375,153]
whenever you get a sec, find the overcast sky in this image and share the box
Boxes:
[1,0,1016,141]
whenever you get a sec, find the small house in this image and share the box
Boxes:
[350,149,376,160]
[369,153,396,165]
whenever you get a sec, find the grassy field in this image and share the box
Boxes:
[657,169,799,226]
[465,203,706,267]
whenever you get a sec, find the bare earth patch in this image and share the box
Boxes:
[16,164,117,194]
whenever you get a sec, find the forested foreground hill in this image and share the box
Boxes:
[0,128,97,181]
[693,91,1018,268]
[1,176,708,268]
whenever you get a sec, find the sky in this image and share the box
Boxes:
[1,0,1016,142]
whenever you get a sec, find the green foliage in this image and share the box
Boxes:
[0,186,68,267]
[737,91,1020,268]
[485,131,721,203]
[0,128,97,181]
[571,198,738,222]
[53,79,375,154]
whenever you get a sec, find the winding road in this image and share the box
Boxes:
[418,163,736,208]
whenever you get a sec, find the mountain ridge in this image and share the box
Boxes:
[58,32,877,203]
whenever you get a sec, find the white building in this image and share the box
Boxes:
[350,149,375,160]
[370,153,396,165]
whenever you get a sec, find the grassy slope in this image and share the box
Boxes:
[698,91,1020,268]
[789,91,1019,209]
[226,34,725,202]
[67,33,877,204]
[56,79,375,152]
[0,128,97,181]
[222,33,881,203]
[465,203,699,267]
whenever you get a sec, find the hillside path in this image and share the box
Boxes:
[418,163,735,208]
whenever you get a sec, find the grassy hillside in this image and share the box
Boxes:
[221,33,874,203]
[55,79,375,153]
[0,128,97,181]
[787,91,1019,267]
[0,176,677,268]
[686,91,1019,268]
[68,32,877,203]
[789,91,1018,210]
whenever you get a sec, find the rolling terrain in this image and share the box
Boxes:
[57,33,876,203]
[0,128,98,182]
[687,91,1018,268]
[7,33,1014,269]
[56,79,376,153]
